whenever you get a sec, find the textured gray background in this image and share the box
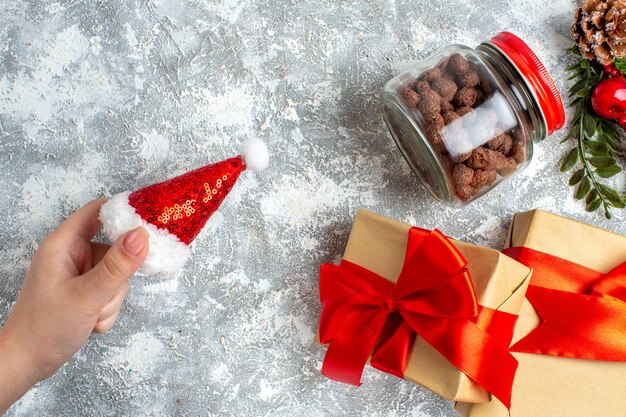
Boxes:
[0,0,616,416]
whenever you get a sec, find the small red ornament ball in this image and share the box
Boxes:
[603,64,622,78]
[591,77,626,129]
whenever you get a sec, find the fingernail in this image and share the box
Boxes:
[123,228,147,256]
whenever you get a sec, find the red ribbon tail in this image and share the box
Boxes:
[322,306,389,386]
[401,313,516,410]
[511,286,626,360]
[438,320,516,410]
[370,314,416,379]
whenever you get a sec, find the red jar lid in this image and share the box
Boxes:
[488,32,566,135]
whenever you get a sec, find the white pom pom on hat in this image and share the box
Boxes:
[240,137,269,171]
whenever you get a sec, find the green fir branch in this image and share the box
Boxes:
[561,50,626,219]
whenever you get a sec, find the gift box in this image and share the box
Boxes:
[456,209,626,417]
[318,210,531,406]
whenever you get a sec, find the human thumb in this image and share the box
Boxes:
[84,227,149,299]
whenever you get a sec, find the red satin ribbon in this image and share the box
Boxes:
[319,228,519,409]
[504,247,626,360]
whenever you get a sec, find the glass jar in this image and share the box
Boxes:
[382,32,565,206]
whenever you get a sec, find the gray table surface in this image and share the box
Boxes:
[0,0,614,416]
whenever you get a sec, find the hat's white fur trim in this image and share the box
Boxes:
[99,192,191,275]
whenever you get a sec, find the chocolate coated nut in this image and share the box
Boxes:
[458,71,480,87]
[479,76,494,95]
[401,88,420,108]
[421,89,440,102]
[448,54,470,74]
[426,125,446,153]
[490,150,506,165]
[455,185,475,201]
[498,134,513,155]
[511,144,525,164]
[456,106,473,117]
[467,147,496,170]
[496,157,518,177]
[418,95,441,121]
[441,101,454,113]
[453,163,475,187]
[429,114,445,130]
[431,77,458,101]
[472,169,497,188]
[485,132,507,150]
[443,111,460,125]
[414,80,431,94]
[421,67,442,82]
[454,87,478,107]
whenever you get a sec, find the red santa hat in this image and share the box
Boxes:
[99,138,269,275]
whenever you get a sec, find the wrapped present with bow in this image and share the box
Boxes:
[318,210,531,408]
[456,210,626,417]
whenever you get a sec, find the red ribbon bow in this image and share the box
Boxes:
[319,227,519,409]
[504,247,626,360]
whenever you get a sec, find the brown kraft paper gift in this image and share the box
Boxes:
[456,209,626,417]
[322,210,531,403]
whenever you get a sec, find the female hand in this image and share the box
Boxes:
[0,199,149,413]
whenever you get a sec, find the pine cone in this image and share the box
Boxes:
[572,0,626,64]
